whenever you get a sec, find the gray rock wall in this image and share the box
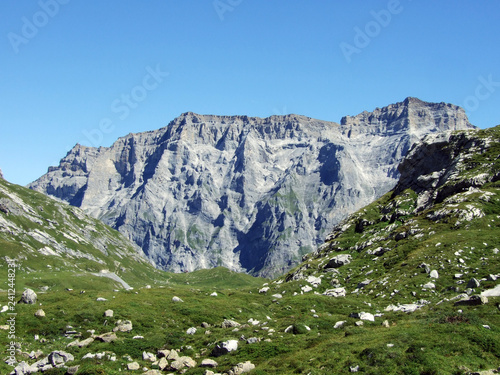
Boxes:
[29,98,475,277]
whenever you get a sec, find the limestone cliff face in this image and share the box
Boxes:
[29,98,475,277]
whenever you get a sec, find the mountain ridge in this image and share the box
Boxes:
[29,97,475,277]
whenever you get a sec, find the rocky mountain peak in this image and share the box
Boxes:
[29,98,476,277]
[340,97,471,138]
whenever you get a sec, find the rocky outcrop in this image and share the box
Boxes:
[29,98,474,277]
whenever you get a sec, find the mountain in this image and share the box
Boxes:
[0,177,168,291]
[29,97,475,277]
[284,124,500,302]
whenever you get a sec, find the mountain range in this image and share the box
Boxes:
[28,97,475,277]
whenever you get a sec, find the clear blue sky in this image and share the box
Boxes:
[1,1,499,185]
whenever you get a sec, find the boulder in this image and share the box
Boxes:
[127,362,140,370]
[325,254,352,269]
[211,340,239,357]
[349,312,375,322]
[48,351,74,366]
[323,288,346,297]
[95,332,117,343]
[357,279,372,289]
[143,351,156,362]
[221,319,240,328]
[454,295,488,306]
[157,357,169,370]
[228,361,256,374]
[170,356,196,371]
[334,321,346,329]
[201,358,218,368]
[467,278,481,289]
[19,289,37,304]
[113,320,133,332]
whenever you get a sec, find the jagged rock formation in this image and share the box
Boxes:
[29,97,475,277]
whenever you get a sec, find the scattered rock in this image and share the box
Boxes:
[127,361,140,370]
[113,319,133,332]
[187,327,197,335]
[67,337,94,348]
[157,357,169,370]
[423,282,435,289]
[211,340,239,357]
[259,287,270,293]
[66,365,80,375]
[143,351,156,362]
[228,361,255,374]
[172,296,184,302]
[382,320,390,328]
[19,289,37,304]
[323,287,346,297]
[143,371,162,375]
[429,270,439,279]
[467,278,480,289]
[301,285,313,293]
[104,309,114,317]
[34,309,45,317]
[222,319,241,328]
[334,321,346,329]
[357,279,372,289]
[325,254,352,269]
[201,358,218,368]
[170,356,196,370]
[96,297,107,302]
[349,312,375,322]
[95,332,117,343]
[350,365,360,372]
[48,351,74,367]
[454,295,488,306]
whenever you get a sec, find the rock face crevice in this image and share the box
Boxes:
[29,98,475,277]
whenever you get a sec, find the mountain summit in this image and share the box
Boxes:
[29,98,475,277]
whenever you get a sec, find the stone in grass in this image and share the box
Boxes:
[467,278,480,289]
[34,309,45,317]
[19,289,37,304]
[127,362,140,370]
[95,332,117,343]
[334,321,346,329]
[113,320,133,332]
[229,361,255,373]
[349,312,375,322]
[211,340,239,357]
[201,358,218,368]
[48,351,74,367]
[454,295,488,306]
[104,309,114,317]
[169,356,196,371]
[172,296,183,302]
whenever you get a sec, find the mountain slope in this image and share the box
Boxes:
[29,97,475,277]
[284,124,500,305]
[0,177,168,291]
